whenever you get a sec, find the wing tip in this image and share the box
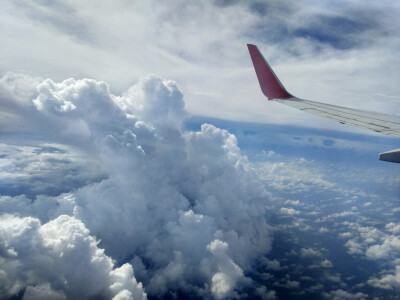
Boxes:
[247,44,293,100]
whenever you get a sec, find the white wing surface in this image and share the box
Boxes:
[247,44,400,163]
[276,98,400,138]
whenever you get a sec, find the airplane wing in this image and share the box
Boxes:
[247,44,400,163]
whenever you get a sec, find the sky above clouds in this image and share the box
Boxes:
[0,0,400,299]
[1,0,399,127]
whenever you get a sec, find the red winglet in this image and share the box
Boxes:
[247,44,293,100]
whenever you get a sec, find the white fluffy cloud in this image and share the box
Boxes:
[280,207,301,215]
[386,222,400,235]
[255,158,335,194]
[0,214,146,299]
[368,266,400,290]
[337,219,400,293]
[207,239,247,299]
[366,237,400,260]
[0,72,273,298]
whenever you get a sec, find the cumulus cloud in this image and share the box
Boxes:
[207,240,247,299]
[280,207,301,215]
[322,289,367,300]
[0,72,273,298]
[0,214,146,299]
[284,199,301,206]
[368,266,400,290]
[283,280,300,289]
[319,227,329,233]
[339,232,352,239]
[344,239,363,255]
[320,259,333,268]
[386,222,400,235]
[262,258,281,271]
[300,248,323,257]
[318,211,357,223]
[365,237,400,260]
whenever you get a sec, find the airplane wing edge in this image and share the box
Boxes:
[379,148,400,163]
[247,44,400,163]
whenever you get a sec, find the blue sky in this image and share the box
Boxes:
[0,1,399,299]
